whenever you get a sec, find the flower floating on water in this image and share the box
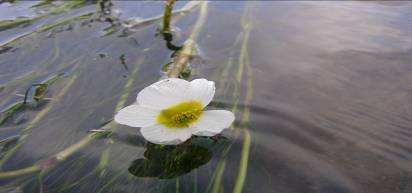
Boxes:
[114,78,235,145]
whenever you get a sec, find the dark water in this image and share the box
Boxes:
[0,1,412,193]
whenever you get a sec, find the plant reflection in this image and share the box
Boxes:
[128,136,227,179]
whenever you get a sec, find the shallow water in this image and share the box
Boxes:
[0,1,412,193]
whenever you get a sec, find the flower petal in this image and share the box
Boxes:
[114,105,159,127]
[191,110,235,136]
[140,124,192,145]
[136,78,191,110]
[189,79,215,107]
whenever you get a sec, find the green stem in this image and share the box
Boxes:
[0,165,40,179]
[166,2,208,78]
[233,7,253,193]
[206,5,254,193]
[163,0,176,33]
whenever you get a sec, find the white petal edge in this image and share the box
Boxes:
[191,110,235,136]
[140,124,192,145]
[189,79,215,107]
[136,78,191,110]
[114,105,159,128]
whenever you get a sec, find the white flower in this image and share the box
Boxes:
[114,78,235,145]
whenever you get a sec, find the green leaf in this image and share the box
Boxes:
[128,143,212,179]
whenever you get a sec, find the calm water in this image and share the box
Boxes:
[0,1,412,193]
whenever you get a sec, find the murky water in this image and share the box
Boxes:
[0,1,412,193]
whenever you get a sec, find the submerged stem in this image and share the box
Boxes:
[207,6,254,193]
[162,0,176,34]
[233,7,253,193]
[0,165,40,179]
[166,2,208,78]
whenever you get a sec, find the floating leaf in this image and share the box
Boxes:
[128,143,212,179]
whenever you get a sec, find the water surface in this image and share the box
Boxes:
[0,1,411,193]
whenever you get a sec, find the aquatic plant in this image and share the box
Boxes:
[105,1,202,37]
[0,72,66,126]
[0,18,37,32]
[163,2,208,78]
[23,72,66,106]
[115,78,235,145]
[0,1,209,180]
[0,2,256,193]
[0,102,25,125]
[205,6,254,193]
[0,0,88,32]
[0,69,80,173]
[129,141,212,179]
[162,0,176,34]
[233,7,253,193]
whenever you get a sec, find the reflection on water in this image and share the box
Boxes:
[0,1,412,193]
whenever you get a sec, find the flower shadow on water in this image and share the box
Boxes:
[128,136,227,179]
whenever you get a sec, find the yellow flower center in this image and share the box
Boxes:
[156,101,203,129]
